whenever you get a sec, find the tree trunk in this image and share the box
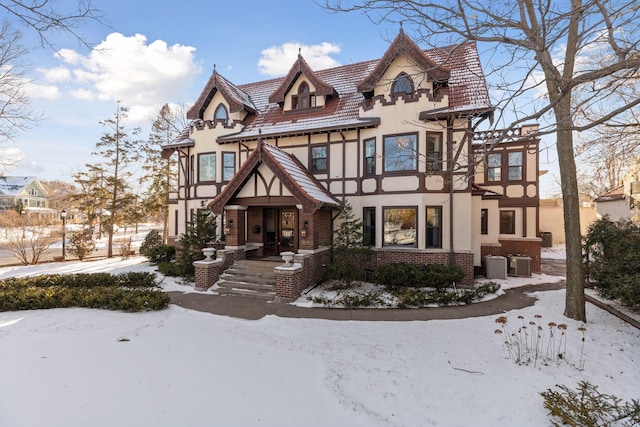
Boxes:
[556,104,586,322]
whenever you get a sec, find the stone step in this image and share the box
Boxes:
[216,284,277,301]
[216,278,276,293]
[222,267,276,279]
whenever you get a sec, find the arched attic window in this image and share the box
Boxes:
[391,73,414,96]
[214,103,228,121]
[292,82,316,109]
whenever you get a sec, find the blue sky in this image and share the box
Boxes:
[3,0,560,196]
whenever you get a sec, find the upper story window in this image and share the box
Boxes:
[28,188,37,196]
[310,145,328,172]
[364,138,376,175]
[292,82,316,110]
[508,152,523,180]
[426,132,443,173]
[391,73,414,96]
[214,104,228,121]
[222,152,236,181]
[384,134,417,172]
[487,153,502,182]
[198,153,216,182]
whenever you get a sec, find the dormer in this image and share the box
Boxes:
[187,69,256,122]
[357,28,450,102]
[268,53,337,112]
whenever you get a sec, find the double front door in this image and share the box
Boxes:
[264,208,297,256]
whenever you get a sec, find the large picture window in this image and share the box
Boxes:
[426,132,443,172]
[222,152,236,181]
[499,210,516,234]
[311,145,328,172]
[508,152,523,180]
[364,138,376,175]
[426,206,442,248]
[198,153,216,182]
[384,134,417,172]
[383,207,417,247]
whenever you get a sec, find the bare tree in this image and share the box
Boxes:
[0,22,36,149]
[0,210,59,265]
[0,0,101,50]
[0,1,101,168]
[321,0,640,321]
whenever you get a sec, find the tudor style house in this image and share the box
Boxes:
[162,29,542,298]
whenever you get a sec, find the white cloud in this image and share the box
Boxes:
[258,42,341,77]
[24,83,61,100]
[41,32,202,123]
[39,66,71,83]
[0,147,27,172]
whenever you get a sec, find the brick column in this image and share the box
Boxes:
[193,249,235,290]
[224,206,247,246]
[275,263,303,302]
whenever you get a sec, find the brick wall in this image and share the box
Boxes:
[374,250,475,287]
[481,239,542,272]
[246,207,263,244]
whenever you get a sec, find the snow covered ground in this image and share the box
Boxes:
[0,248,638,427]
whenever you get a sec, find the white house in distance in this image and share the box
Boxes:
[595,161,640,222]
[162,29,542,299]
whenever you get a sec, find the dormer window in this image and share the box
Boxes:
[214,104,228,121]
[391,73,414,96]
[292,82,316,110]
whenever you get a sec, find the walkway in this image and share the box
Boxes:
[168,260,567,321]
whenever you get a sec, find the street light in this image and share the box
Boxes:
[60,209,67,260]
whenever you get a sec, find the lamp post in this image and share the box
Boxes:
[60,209,67,260]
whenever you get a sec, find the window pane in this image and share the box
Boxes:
[222,153,235,181]
[214,105,228,120]
[311,146,327,172]
[508,152,522,180]
[384,135,417,172]
[488,153,501,181]
[383,208,417,247]
[488,153,501,167]
[392,74,413,94]
[500,210,515,234]
[426,133,442,172]
[365,138,376,175]
[363,207,376,246]
[198,153,216,182]
[426,206,442,248]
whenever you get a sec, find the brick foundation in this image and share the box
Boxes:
[374,249,475,287]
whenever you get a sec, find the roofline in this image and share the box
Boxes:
[217,118,381,144]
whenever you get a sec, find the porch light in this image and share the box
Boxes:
[224,218,233,235]
[301,220,308,239]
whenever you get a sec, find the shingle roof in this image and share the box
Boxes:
[187,34,492,144]
[0,176,37,196]
[208,140,339,214]
[595,186,625,202]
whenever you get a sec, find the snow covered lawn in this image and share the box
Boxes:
[0,256,638,426]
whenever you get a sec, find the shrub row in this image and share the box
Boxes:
[0,272,169,312]
[0,272,160,290]
[309,282,500,308]
[372,262,466,291]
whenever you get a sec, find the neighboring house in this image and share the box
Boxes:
[595,165,640,222]
[0,176,53,216]
[539,198,597,245]
[162,29,542,296]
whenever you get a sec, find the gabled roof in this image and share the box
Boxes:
[208,140,340,214]
[595,186,625,203]
[188,31,492,143]
[357,28,450,93]
[0,176,47,197]
[268,53,337,104]
[187,69,256,120]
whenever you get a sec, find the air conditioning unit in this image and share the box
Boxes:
[485,255,507,279]
[507,255,532,277]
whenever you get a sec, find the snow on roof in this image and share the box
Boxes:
[0,176,37,196]
[186,39,492,143]
[262,143,339,207]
